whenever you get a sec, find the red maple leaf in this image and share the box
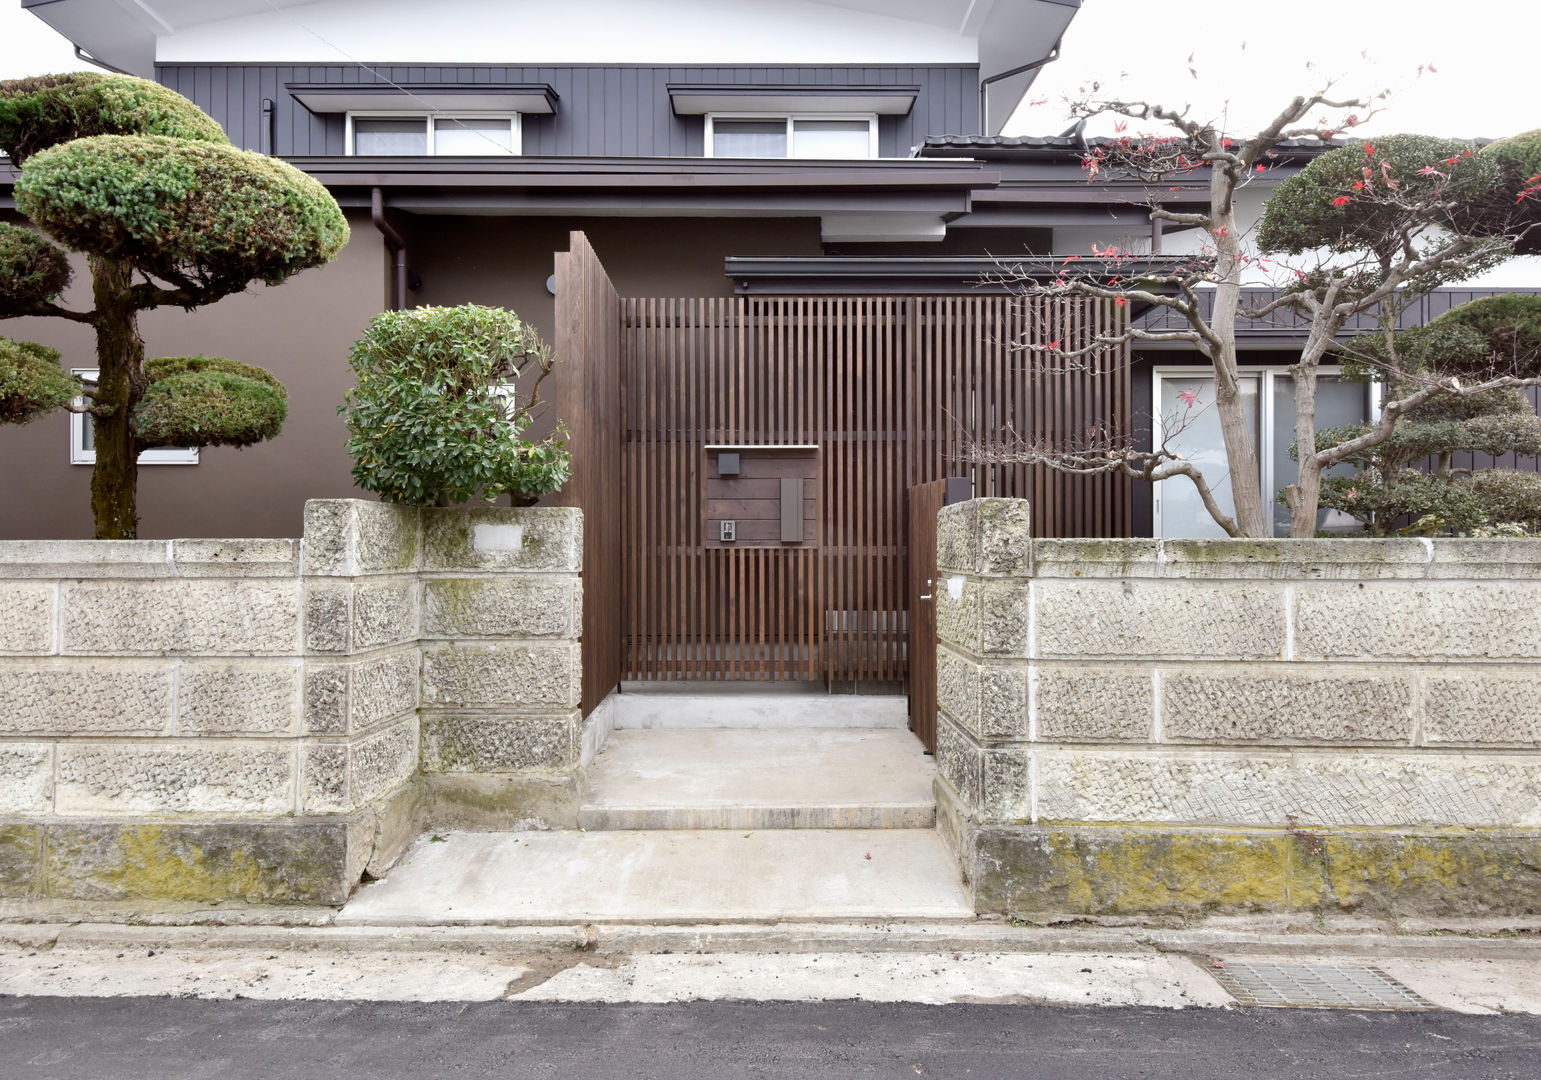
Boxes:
[1333,195,1353,207]
[1177,388,1202,407]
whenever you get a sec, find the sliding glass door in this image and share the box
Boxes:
[1153,368,1371,538]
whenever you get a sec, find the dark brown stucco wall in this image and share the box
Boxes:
[0,214,821,539]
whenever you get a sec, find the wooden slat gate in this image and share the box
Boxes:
[907,477,972,751]
[617,293,1132,691]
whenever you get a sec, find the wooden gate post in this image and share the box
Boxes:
[551,231,623,717]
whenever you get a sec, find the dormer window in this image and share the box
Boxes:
[706,115,877,160]
[346,114,520,156]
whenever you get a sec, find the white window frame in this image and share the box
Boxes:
[69,369,198,466]
[704,112,879,160]
[344,112,522,156]
[1150,364,1376,537]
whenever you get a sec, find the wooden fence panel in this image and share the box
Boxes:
[618,294,1131,686]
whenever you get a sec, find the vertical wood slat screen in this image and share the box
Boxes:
[551,232,623,716]
[619,294,1131,684]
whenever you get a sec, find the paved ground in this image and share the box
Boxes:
[335,830,973,924]
[4,997,1541,1080]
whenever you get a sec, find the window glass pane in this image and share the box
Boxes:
[1157,375,1261,538]
[792,119,872,159]
[353,118,428,155]
[713,120,787,158]
[434,117,514,155]
[1271,374,1368,535]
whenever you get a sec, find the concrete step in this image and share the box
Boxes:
[612,689,907,730]
[336,828,973,925]
[578,728,935,830]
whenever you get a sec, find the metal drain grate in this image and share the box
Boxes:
[1209,961,1435,1010]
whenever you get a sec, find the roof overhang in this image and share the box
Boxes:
[287,83,558,116]
[725,254,1179,295]
[668,85,918,117]
[261,155,998,243]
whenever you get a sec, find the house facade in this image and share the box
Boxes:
[3,0,1528,542]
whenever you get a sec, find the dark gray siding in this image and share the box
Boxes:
[154,64,980,158]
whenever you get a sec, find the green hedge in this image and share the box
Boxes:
[0,222,70,314]
[132,356,287,448]
[0,72,228,165]
[0,337,81,425]
[16,134,348,292]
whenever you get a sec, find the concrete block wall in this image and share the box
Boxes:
[0,500,584,904]
[933,498,1541,918]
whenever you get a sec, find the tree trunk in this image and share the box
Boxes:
[1207,169,1269,537]
[88,256,145,540]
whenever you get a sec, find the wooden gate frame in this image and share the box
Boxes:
[553,232,1131,714]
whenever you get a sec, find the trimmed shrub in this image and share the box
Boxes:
[1258,134,1505,261]
[1480,128,1541,254]
[342,305,570,506]
[132,356,287,448]
[0,222,70,314]
[15,135,349,292]
[0,337,81,424]
[0,72,228,165]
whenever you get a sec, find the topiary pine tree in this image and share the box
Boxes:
[0,73,348,538]
[1311,295,1541,534]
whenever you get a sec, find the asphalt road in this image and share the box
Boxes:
[4,998,1541,1079]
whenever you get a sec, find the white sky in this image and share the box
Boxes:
[0,0,1533,140]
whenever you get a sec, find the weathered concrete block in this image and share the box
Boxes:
[303,664,349,735]
[0,823,43,897]
[420,711,579,773]
[934,574,979,653]
[1295,582,1541,660]
[0,583,55,654]
[980,665,1030,741]
[982,748,1029,822]
[935,501,976,575]
[422,577,581,639]
[300,742,350,814]
[349,716,418,805]
[1160,539,1430,580]
[0,539,171,579]
[42,821,353,904]
[1036,580,1285,661]
[349,650,419,729]
[935,711,982,810]
[1427,539,1541,580]
[1034,749,1541,829]
[62,580,301,656]
[422,507,582,573]
[1032,539,1160,580]
[974,499,1032,577]
[1423,669,1541,747]
[351,578,419,650]
[1036,666,1151,742]
[935,648,980,736]
[302,499,419,577]
[303,583,351,654]
[968,825,1323,917]
[169,539,299,578]
[0,743,53,813]
[420,642,582,709]
[936,580,1031,657]
[55,743,293,815]
[0,659,173,735]
[177,660,300,736]
[1161,666,1414,744]
[1320,831,1541,915]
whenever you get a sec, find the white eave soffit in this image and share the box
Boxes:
[669,85,918,117]
[287,83,558,115]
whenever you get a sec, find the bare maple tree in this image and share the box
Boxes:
[977,81,1540,537]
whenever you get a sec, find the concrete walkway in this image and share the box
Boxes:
[335,828,973,925]
[579,728,935,829]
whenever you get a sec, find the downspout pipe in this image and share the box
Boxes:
[370,187,408,311]
[979,37,1062,135]
[73,44,132,76]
